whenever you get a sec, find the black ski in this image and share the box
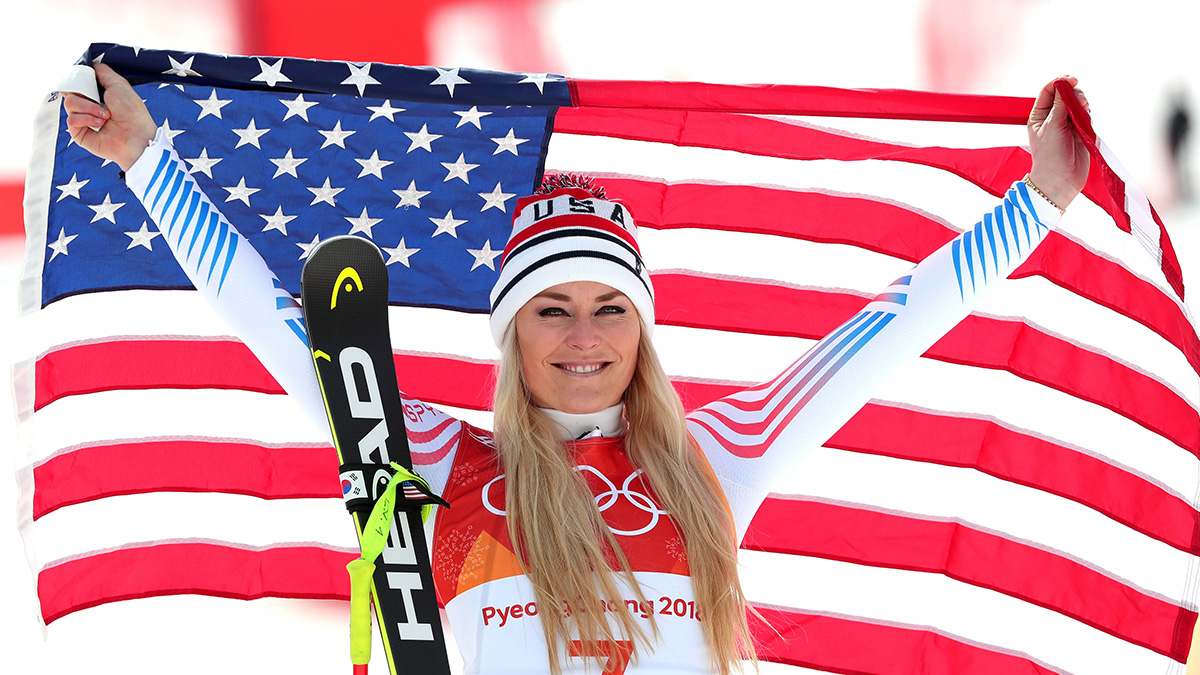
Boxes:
[300,235,451,675]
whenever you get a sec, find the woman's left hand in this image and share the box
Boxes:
[1027,76,1091,211]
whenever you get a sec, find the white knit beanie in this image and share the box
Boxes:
[488,181,655,348]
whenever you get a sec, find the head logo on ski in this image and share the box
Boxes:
[301,235,451,675]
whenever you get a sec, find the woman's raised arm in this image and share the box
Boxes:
[686,77,1091,538]
[60,64,465,493]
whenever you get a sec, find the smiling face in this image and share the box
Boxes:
[513,280,641,414]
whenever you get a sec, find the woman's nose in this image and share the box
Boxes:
[565,314,600,349]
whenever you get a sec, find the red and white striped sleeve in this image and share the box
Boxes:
[685,180,1064,538]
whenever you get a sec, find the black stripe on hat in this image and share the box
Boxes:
[504,226,643,270]
[491,249,652,312]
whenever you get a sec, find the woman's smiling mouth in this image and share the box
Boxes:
[557,362,607,374]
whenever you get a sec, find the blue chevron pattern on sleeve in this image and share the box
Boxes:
[139,149,240,299]
[272,278,309,347]
[952,181,1053,302]
[871,274,911,307]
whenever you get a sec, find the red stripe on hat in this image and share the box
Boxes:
[501,213,641,268]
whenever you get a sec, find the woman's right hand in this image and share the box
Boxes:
[63,63,159,172]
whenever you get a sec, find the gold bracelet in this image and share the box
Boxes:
[1022,175,1065,215]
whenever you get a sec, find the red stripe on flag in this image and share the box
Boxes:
[744,498,1194,661]
[0,178,23,236]
[38,542,354,625]
[1150,200,1186,301]
[34,339,284,410]
[32,439,337,520]
[828,403,1200,556]
[601,176,956,259]
[569,79,1034,124]
[598,177,1200,377]
[390,351,498,409]
[556,106,1030,197]
[41,296,1195,465]
[32,347,1193,557]
[933,305,1200,459]
[651,273,1200,457]
[36,329,1196,470]
[1014,233,1200,377]
[557,106,1135,246]
[1052,78,1184,299]
[748,604,1063,674]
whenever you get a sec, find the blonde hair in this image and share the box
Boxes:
[493,328,756,675]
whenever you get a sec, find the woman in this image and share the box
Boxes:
[65,65,1089,674]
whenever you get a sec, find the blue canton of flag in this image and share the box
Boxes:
[43,44,568,311]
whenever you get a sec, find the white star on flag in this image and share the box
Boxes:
[194,89,232,120]
[518,73,556,93]
[232,119,269,148]
[308,178,344,206]
[404,124,441,153]
[441,153,479,183]
[47,227,78,261]
[163,55,200,78]
[345,207,383,237]
[354,150,393,179]
[430,67,469,97]
[184,148,222,178]
[123,222,162,251]
[429,210,467,238]
[269,149,307,178]
[297,234,322,260]
[55,173,88,201]
[342,62,380,96]
[318,121,356,149]
[393,180,430,208]
[383,238,419,267]
[160,119,185,142]
[491,128,529,156]
[252,58,291,87]
[222,178,260,207]
[280,94,318,121]
[88,194,124,223]
[478,183,515,212]
[367,100,404,122]
[467,240,501,271]
[260,206,297,235]
[454,106,491,129]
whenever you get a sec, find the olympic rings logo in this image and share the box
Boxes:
[481,466,668,537]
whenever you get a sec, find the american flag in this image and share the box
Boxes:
[15,43,1200,674]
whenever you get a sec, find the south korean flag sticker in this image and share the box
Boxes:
[339,470,368,508]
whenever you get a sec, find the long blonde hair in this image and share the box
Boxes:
[493,327,756,674]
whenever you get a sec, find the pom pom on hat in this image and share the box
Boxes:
[488,175,655,348]
[532,173,607,199]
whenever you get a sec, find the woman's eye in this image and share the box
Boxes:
[597,305,626,315]
[538,307,568,317]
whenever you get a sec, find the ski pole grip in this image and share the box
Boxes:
[347,558,376,666]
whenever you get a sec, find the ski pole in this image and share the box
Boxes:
[348,462,406,675]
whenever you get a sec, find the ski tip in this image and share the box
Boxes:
[309,235,386,263]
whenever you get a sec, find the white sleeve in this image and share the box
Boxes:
[126,127,331,439]
[685,180,1064,539]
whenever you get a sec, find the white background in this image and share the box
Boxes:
[4,0,1200,673]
